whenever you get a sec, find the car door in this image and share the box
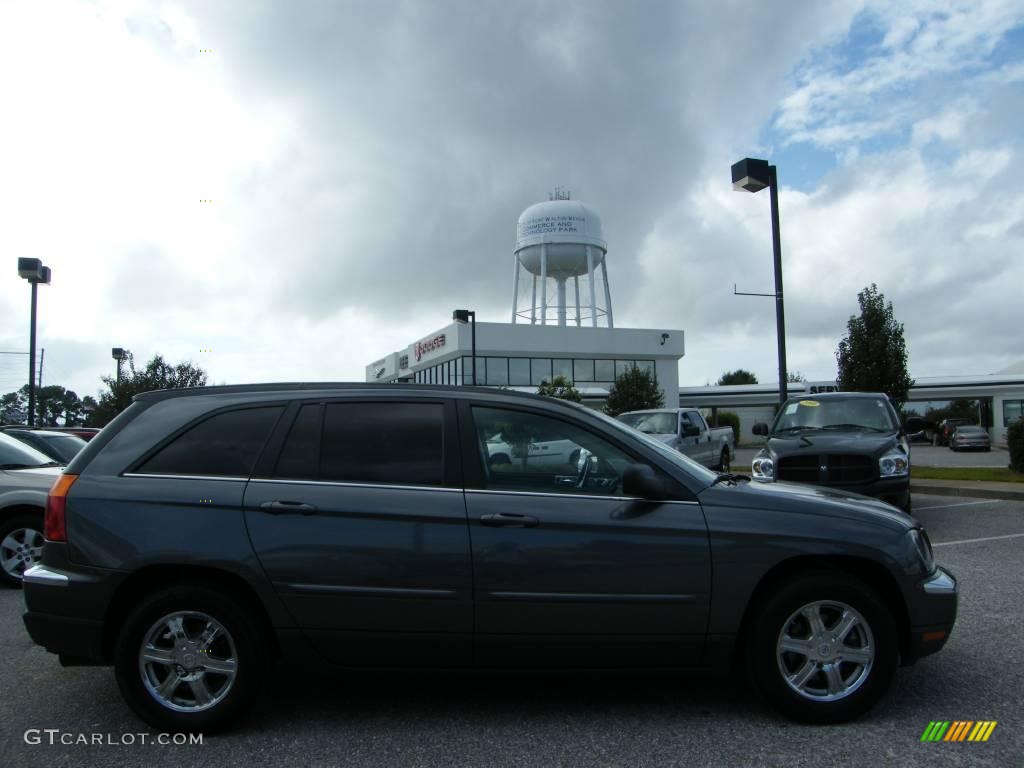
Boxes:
[460,401,710,668]
[677,410,704,462]
[689,410,714,466]
[243,398,473,666]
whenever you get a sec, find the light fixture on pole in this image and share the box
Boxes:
[17,258,51,427]
[731,157,788,406]
[112,347,128,384]
[452,309,476,386]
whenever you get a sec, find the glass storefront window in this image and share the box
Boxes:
[637,360,655,375]
[1005,399,1024,426]
[616,360,637,378]
[486,357,508,386]
[531,358,552,386]
[573,359,595,382]
[509,358,531,386]
[553,359,572,382]
[595,359,615,381]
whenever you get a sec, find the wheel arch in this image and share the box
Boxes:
[732,555,911,668]
[101,564,281,662]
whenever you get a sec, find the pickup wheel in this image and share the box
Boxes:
[114,585,268,733]
[746,570,898,724]
[716,448,731,472]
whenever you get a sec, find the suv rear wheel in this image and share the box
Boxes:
[114,585,268,733]
[0,512,44,587]
[746,570,898,723]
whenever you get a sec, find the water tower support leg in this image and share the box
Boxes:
[530,275,537,325]
[511,256,520,324]
[601,258,614,328]
[540,243,548,326]
[557,278,567,326]
[574,276,581,326]
[586,246,598,327]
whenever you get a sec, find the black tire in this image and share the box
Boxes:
[746,570,898,724]
[717,449,730,472]
[114,584,268,733]
[0,511,45,588]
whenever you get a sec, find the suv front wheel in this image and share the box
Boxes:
[747,570,898,723]
[114,585,268,733]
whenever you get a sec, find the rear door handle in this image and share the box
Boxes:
[260,500,318,515]
[479,513,539,528]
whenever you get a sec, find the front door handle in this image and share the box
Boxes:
[260,500,318,515]
[479,513,539,528]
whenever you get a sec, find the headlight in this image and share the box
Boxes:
[751,450,774,481]
[879,450,909,477]
[909,529,935,572]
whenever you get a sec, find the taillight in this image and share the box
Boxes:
[45,474,78,542]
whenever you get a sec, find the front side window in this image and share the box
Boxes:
[320,402,444,486]
[473,406,637,496]
[619,411,676,435]
[137,406,284,477]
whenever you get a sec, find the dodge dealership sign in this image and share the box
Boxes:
[415,333,446,361]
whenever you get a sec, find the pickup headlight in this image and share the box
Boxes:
[909,528,935,572]
[751,450,774,481]
[879,449,909,477]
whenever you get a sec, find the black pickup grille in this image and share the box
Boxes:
[777,454,875,484]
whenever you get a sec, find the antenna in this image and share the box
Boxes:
[549,186,571,201]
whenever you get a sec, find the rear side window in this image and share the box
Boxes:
[136,406,284,477]
[274,404,322,480]
[318,402,444,486]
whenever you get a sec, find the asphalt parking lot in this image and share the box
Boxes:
[2,493,1022,768]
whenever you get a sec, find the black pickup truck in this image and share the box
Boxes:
[751,392,912,512]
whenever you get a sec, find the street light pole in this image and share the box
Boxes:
[452,310,477,385]
[731,158,788,406]
[18,258,51,427]
[112,348,127,385]
[768,165,788,406]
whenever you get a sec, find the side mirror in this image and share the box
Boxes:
[752,422,769,436]
[904,416,925,433]
[622,464,668,500]
[682,424,701,437]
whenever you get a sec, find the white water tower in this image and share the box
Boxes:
[511,190,613,327]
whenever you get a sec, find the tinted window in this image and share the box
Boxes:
[137,406,284,477]
[320,402,444,486]
[473,406,636,496]
[274,404,322,479]
[0,433,53,467]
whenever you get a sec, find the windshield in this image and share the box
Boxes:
[0,432,57,468]
[586,407,719,485]
[772,396,897,434]
[618,411,677,434]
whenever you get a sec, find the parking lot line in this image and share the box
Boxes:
[932,532,1024,547]
[915,500,1003,511]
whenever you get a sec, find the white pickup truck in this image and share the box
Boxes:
[617,407,735,471]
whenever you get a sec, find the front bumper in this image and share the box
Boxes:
[906,567,958,663]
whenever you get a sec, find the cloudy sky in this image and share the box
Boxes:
[1,0,1022,400]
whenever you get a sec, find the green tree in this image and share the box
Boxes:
[0,390,27,424]
[717,369,758,385]
[787,370,806,384]
[89,352,209,427]
[604,365,664,417]
[1008,418,1024,473]
[536,375,582,403]
[836,284,914,411]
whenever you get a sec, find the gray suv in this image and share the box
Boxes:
[22,384,957,732]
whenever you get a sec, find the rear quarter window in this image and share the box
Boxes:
[134,406,284,478]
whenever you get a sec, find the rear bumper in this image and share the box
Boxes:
[906,567,958,663]
[22,562,115,663]
[23,610,106,661]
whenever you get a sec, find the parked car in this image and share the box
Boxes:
[0,432,63,586]
[617,407,734,470]
[2,429,87,464]
[23,384,956,733]
[949,425,991,452]
[751,392,912,512]
[936,418,972,446]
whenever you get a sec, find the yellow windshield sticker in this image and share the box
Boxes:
[799,400,820,407]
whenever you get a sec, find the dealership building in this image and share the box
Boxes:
[366,196,685,407]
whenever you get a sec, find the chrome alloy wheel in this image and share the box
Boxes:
[776,600,875,702]
[138,611,238,713]
[1,526,43,581]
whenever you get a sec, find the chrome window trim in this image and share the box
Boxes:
[123,472,248,483]
[248,477,461,494]
[463,488,699,505]
[22,565,70,587]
